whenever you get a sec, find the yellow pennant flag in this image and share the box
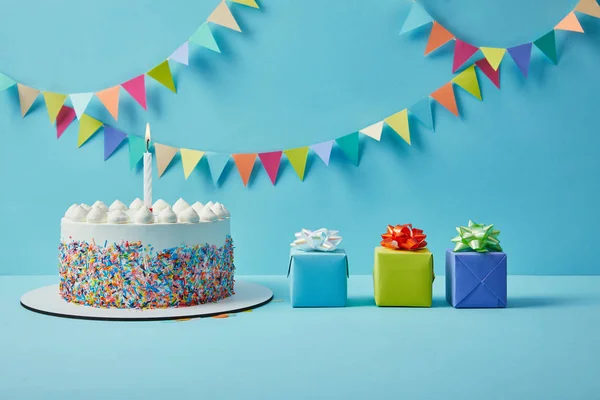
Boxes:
[42,92,67,124]
[480,47,506,70]
[78,114,103,147]
[452,65,482,100]
[384,109,411,145]
[154,143,179,177]
[180,148,205,179]
[231,0,259,8]
[17,84,40,117]
[283,147,309,181]
[208,1,242,32]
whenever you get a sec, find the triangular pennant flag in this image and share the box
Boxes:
[42,92,67,124]
[555,12,584,32]
[77,114,103,147]
[359,121,384,141]
[231,0,259,8]
[208,1,242,32]
[475,58,500,89]
[452,65,482,100]
[96,86,120,120]
[56,106,76,139]
[205,152,230,184]
[431,82,459,116]
[232,153,257,186]
[169,42,189,65]
[103,126,128,160]
[400,2,433,34]
[425,21,455,55]
[154,143,179,177]
[384,110,411,145]
[258,151,282,185]
[128,135,147,169]
[0,73,16,92]
[507,43,532,77]
[408,98,434,130]
[283,147,309,181]
[70,93,94,120]
[180,148,205,179]
[335,132,360,165]
[310,141,334,166]
[575,0,600,18]
[452,40,479,72]
[17,84,40,117]
[147,61,176,93]
[189,23,221,53]
[121,75,147,110]
[480,47,506,70]
[534,31,558,64]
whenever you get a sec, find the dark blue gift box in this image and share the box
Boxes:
[446,250,507,308]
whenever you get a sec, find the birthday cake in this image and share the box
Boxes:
[59,198,235,309]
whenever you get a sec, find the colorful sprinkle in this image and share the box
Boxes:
[58,236,235,309]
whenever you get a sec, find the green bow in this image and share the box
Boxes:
[451,220,503,253]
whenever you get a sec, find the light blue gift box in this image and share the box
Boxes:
[287,248,349,308]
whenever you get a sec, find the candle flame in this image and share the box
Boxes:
[145,123,151,142]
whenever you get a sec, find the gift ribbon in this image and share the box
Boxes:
[451,220,502,252]
[290,228,342,252]
[380,224,427,251]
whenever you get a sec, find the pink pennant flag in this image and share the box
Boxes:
[56,106,76,139]
[258,151,282,185]
[122,75,147,110]
[453,40,479,72]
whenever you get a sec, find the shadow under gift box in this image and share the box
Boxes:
[288,248,349,308]
[373,247,434,307]
[445,250,507,308]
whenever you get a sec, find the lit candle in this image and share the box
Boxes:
[143,123,152,209]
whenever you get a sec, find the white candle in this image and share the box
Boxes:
[143,123,152,209]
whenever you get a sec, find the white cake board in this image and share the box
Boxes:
[20,281,273,321]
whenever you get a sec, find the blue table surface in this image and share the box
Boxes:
[1,275,600,400]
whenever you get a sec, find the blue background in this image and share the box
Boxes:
[0,0,597,275]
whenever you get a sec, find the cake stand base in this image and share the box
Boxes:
[20,281,273,321]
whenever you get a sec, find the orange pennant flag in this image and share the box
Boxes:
[431,82,459,117]
[425,22,455,55]
[555,12,584,33]
[232,153,257,186]
[96,86,120,121]
[208,1,242,32]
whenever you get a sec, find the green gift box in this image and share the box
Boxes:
[373,247,434,307]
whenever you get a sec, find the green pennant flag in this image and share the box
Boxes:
[283,147,309,181]
[534,31,557,64]
[190,23,221,53]
[335,132,360,165]
[77,114,103,147]
[452,65,482,100]
[0,73,16,92]
[129,135,147,169]
[147,60,176,93]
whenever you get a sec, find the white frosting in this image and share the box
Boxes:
[211,202,227,220]
[178,207,200,223]
[205,201,215,209]
[198,206,219,222]
[191,201,204,215]
[107,209,130,224]
[221,204,231,218]
[67,205,89,222]
[109,200,127,212]
[152,199,170,215]
[80,203,91,213]
[129,198,144,210]
[92,201,109,213]
[133,206,154,224]
[86,207,108,224]
[158,207,178,223]
[173,198,190,215]
[65,203,79,218]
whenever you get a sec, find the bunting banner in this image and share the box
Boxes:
[400,0,599,78]
[0,0,259,122]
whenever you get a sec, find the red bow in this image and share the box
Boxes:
[381,224,427,251]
